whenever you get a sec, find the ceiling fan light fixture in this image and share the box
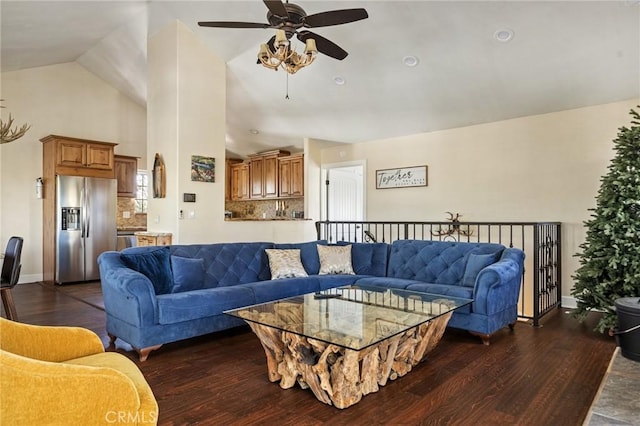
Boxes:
[305,38,317,54]
[257,29,317,74]
[274,29,288,45]
[249,129,259,135]
[402,55,419,67]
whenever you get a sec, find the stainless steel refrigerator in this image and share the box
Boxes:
[56,175,116,284]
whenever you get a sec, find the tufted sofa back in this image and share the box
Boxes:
[170,242,273,288]
[387,240,505,285]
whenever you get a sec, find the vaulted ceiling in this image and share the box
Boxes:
[2,1,639,157]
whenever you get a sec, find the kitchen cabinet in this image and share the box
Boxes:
[41,135,116,179]
[135,232,172,247]
[249,150,289,199]
[225,159,242,201]
[41,135,117,178]
[230,162,250,200]
[114,155,138,198]
[278,154,304,198]
[249,155,264,198]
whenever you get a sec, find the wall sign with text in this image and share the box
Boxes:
[376,165,428,189]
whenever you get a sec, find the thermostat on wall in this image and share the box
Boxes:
[183,193,196,203]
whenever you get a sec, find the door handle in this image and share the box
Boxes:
[85,188,90,238]
[81,188,86,238]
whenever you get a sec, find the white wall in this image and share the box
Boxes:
[3,59,636,288]
[147,21,320,245]
[0,62,146,282]
[320,99,640,297]
[146,21,181,239]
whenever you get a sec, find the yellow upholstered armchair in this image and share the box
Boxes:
[0,317,158,425]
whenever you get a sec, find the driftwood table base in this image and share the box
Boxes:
[247,311,452,409]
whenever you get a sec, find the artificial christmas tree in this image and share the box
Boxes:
[572,108,640,333]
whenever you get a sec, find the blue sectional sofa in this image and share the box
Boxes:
[98,240,524,361]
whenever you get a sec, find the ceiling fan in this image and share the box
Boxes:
[197,0,369,61]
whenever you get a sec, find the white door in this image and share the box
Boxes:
[323,164,364,242]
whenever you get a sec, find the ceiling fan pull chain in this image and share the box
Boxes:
[285,73,290,100]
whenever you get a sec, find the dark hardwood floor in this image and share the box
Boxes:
[3,282,616,426]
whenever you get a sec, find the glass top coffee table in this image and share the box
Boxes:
[226,285,471,409]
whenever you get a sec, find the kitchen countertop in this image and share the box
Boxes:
[117,228,146,236]
[134,231,172,236]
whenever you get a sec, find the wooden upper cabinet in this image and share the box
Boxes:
[57,140,86,167]
[230,162,250,201]
[289,155,304,197]
[278,154,304,198]
[263,155,279,198]
[225,159,241,201]
[57,140,113,170]
[226,150,302,201]
[249,150,289,199]
[250,156,264,198]
[114,155,138,198]
[86,144,114,170]
[239,164,250,200]
[41,135,116,179]
[279,159,292,197]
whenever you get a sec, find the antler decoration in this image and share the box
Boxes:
[0,100,31,144]
[431,212,474,238]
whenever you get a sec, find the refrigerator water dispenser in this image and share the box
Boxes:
[61,207,81,231]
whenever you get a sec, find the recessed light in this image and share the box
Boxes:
[494,29,514,42]
[402,55,419,67]
[333,76,346,85]
[249,129,259,135]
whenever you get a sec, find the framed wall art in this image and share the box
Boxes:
[376,165,428,189]
[191,155,215,183]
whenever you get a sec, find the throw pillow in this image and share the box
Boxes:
[265,249,309,279]
[317,244,355,275]
[170,256,206,293]
[121,246,173,294]
[274,240,327,275]
[462,252,499,287]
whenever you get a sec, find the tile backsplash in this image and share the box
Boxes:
[117,198,147,229]
[117,197,304,227]
[225,198,304,220]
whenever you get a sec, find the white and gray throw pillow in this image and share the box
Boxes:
[317,244,355,275]
[265,249,309,279]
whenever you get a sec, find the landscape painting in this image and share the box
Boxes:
[191,155,215,182]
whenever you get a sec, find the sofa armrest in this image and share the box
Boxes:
[0,318,104,362]
[1,350,145,425]
[98,252,159,327]
[472,257,523,315]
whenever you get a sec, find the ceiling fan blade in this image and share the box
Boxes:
[304,8,368,28]
[263,0,289,18]
[198,21,271,29]
[298,30,348,60]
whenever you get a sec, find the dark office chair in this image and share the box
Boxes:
[0,237,23,321]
